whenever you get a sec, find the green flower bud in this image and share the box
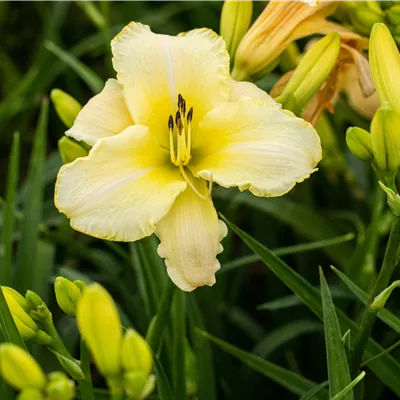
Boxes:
[123,372,155,400]
[121,329,152,376]
[3,292,39,340]
[58,137,88,165]
[346,127,374,162]
[1,287,28,310]
[50,89,82,128]
[73,280,87,293]
[53,353,85,381]
[45,372,76,400]
[25,290,52,322]
[379,181,400,217]
[371,105,400,174]
[350,7,384,35]
[54,277,81,317]
[371,279,400,310]
[17,389,44,400]
[386,5,400,26]
[220,0,253,61]
[0,344,46,390]
[370,23,400,113]
[77,283,122,377]
[279,33,340,114]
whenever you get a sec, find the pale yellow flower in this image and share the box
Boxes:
[55,22,322,292]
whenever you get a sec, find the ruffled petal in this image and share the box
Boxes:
[190,99,321,197]
[155,178,227,292]
[66,79,133,146]
[111,22,230,147]
[55,125,186,241]
[229,79,279,107]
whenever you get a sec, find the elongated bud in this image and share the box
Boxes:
[386,5,400,26]
[370,23,400,113]
[58,137,88,164]
[54,277,82,317]
[278,33,340,113]
[350,7,384,35]
[3,292,39,340]
[77,283,122,377]
[0,344,46,390]
[371,279,400,310]
[45,372,76,400]
[220,0,253,61]
[371,105,400,173]
[17,389,44,400]
[1,287,28,310]
[26,290,52,322]
[73,280,87,293]
[50,89,82,128]
[123,371,148,399]
[346,127,374,162]
[121,329,152,376]
[54,353,85,381]
[378,181,400,217]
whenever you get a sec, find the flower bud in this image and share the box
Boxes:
[346,127,374,162]
[73,280,87,293]
[25,290,52,322]
[278,33,340,113]
[371,279,400,310]
[1,287,28,310]
[3,292,39,340]
[77,283,122,377]
[50,89,82,128]
[54,277,81,317]
[121,329,152,376]
[0,344,46,390]
[17,389,44,400]
[371,105,400,173]
[350,7,384,35]
[220,0,253,61]
[45,372,76,400]
[387,5,400,26]
[123,372,155,400]
[378,181,400,217]
[58,137,88,165]
[370,23,400,113]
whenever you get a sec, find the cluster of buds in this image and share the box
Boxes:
[0,344,75,400]
[346,23,400,215]
[77,283,155,399]
[336,1,400,43]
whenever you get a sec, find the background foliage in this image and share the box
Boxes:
[0,1,399,399]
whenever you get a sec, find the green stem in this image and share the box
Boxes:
[351,216,400,375]
[42,318,74,360]
[172,290,186,400]
[79,339,95,400]
[106,376,124,400]
[146,280,176,351]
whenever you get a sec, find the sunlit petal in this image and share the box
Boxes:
[55,125,186,241]
[229,79,279,107]
[190,99,321,197]
[66,79,133,146]
[111,22,230,147]
[156,177,227,292]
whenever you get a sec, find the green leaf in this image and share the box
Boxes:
[15,99,48,294]
[198,329,328,399]
[0,132,19,285]
[153,352,176,400]
[320,268,353,399]
[44,40,103,93]
[222,215,400,395]
[331,371,366,400]
[331,266,400,333]
[299,381,329,400]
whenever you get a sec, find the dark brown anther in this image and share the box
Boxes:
[168,115,174,130]
[177,118,183,135]
[175,110,181,125]
[187,107,193,122]
[178,94,183,110]
[182,99,186,117]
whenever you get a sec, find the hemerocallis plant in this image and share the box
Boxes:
[55,22,322,291]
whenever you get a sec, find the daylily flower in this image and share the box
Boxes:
[55,22,321,291]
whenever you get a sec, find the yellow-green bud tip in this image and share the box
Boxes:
[54,277,82,318]
[1,287,28,311]
[346,127,374,162]
[0,344,46,391]
[45,371,76,400]
[58,137,88,165]
[50,89,82,129]
[121,329,152,376]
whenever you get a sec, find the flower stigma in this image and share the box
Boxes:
[168,94,212,200]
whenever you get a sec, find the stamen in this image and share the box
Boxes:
[168,115,176,164]
[187,107,193,122]
[178,94,183,111]
[179,165,212,200]
[182,99,186,118]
